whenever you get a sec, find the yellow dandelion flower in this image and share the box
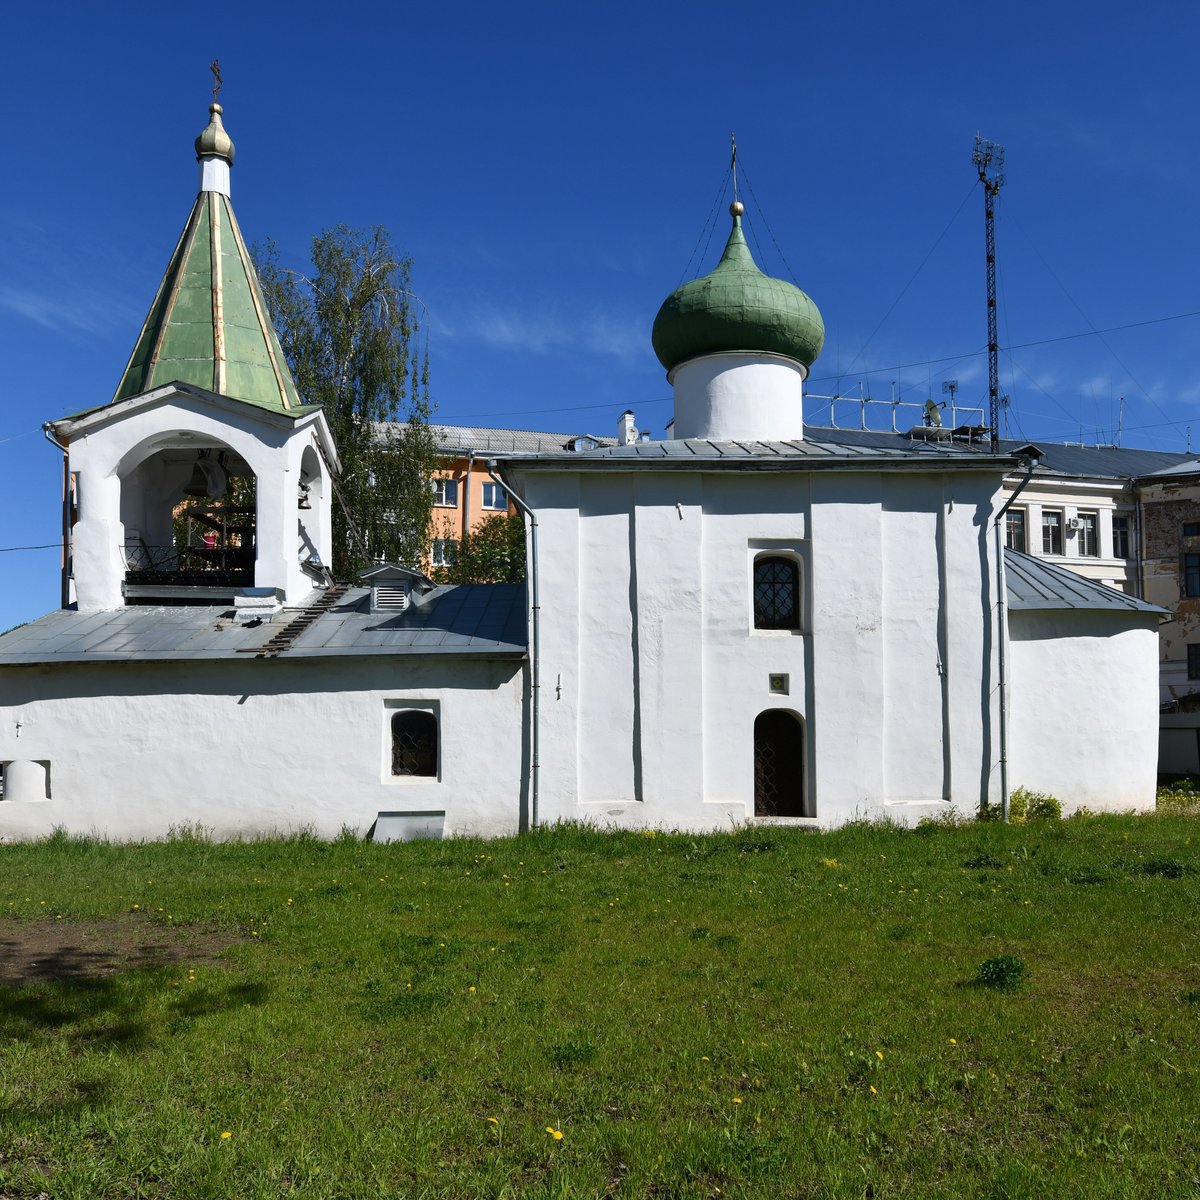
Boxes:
[823,857,840,869]
[949,1038,957,1045]
[487,1117,499,1124]
[732,1097,743,1104]
[220,1131,232,1139]
[875,1050,884,1061]
[700,1056,710,1061]
[468,986,477,993]
[546,1126,564,1140]
[870,1086,877,1095]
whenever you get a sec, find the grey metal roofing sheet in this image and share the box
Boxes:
[500,433,1015,468]
[377,421,618,454]
[1003,549,1167,615]
[0,585,528,666]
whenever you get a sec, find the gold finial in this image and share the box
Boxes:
[730,200,744,218]
[210,59,223,103]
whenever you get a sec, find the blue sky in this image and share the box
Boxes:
[3,0,1199,629]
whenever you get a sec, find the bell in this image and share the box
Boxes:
[298,482,312,510]
[184,460,211,498]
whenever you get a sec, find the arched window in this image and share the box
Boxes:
[391,711,438,777]
[754,710,805,817]
[753,555,800,630]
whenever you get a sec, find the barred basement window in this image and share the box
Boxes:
[753,555,800,630]
[391,711,438,777]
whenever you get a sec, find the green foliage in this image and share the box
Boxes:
[255,227,436,579]
[1007,786,1062,824]
[977,954,1028,991]
[2,813,1200,1197]
[431,513,526,584]
[1158,778,1200,811]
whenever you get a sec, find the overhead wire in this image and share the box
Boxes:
[678,165,732,285]
[841,180,979,378]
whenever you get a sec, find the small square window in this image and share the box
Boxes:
[1185,522,1200,538]
[1041,510,1063,555]
[431,478,459,507]
[431,538,457,567]
[768,673,790,695]
[1005,509,1027,553]
[481,482,508,512]
[1189,645,1200,681]
[1076,511,1098,557]
[1186,554,1200,599]
[1112,515,1131,559]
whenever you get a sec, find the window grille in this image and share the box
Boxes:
[391,711,438,777]
[754,711,804,817]
[753,556,799,630]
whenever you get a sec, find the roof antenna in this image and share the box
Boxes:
[210,58,223,102]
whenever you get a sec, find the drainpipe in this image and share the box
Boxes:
[993,450,1040,821]
[462,451,474,549]
[486,460,539,830]
[43,424,71,610]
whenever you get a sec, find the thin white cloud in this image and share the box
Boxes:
[449,303,648,364]
[0,284,134,337]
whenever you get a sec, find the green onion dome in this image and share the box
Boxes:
[652,205,824,374]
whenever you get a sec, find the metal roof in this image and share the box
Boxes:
[377,422,618,455]
[500,433,1020,470]
[808,426,1193,478]
[1004,549,1167,615]
[0,585,527,666]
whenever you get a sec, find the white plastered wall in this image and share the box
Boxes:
[517,464,1003,831]
[669,353,807,442]
[1007,609,1159,812]
[0,655,526,841]
[64,388,333,609]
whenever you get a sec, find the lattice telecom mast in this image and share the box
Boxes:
[973,134,1006,454]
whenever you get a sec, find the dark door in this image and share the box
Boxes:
[754,710,805,817]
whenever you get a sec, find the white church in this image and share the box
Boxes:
[0,98,1165,840]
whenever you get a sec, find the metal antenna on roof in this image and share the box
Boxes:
[972,134,1006,455]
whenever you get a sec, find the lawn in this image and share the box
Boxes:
[0,813,1198,1198]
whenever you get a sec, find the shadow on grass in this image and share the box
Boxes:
[0,967,269,1053]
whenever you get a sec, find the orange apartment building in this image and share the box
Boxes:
[426,424,619,566]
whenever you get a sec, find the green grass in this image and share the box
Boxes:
[1,814,1199,1198]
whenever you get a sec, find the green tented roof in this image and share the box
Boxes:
[113,190,304,414]
[652,215,825,374]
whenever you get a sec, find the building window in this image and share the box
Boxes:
[391,711,438,777]
[1005,509,1027,553]
[431,538,457,567]
[753,555,800,630]
[1041,510,1063,555]
[1184,522,1200,538]
[1189,646,1200,681]
[1077,511,1098,557]
[481,482,507,512]
[431,478,459,507]
[754,710,805,817]
[1185,554,1200,598]
[1112,515,1131,559]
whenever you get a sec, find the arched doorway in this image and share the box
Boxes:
[754,710,805,817]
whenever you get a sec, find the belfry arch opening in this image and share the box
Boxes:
[753,709,807,818]
[118,434,258,601]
